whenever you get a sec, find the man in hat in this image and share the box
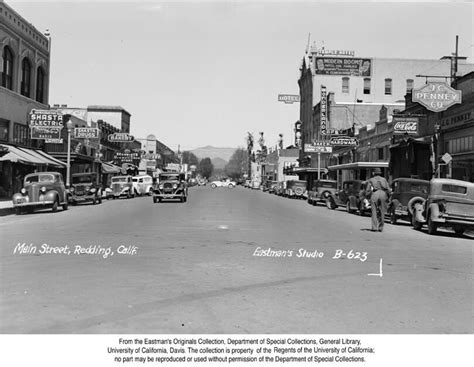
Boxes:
[366,168,391,232]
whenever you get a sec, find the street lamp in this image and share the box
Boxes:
[66,120,74,188]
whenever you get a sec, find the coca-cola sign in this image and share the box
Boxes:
[393,116,419,135]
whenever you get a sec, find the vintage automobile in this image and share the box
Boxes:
[307,179,337,206]
[110,175,135,199]
[268,181,279,194]
[412,178,474,236]
[274,181,286,196]
[132,174,153,196]
[326,180,369,214]
[153,172,188,203]
[284,180,307,199]
[12,172,69,214]
[69,172,102,205]
[387,178,429,224]
[210,179,236,188]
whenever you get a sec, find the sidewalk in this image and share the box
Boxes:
[0,199,14,216]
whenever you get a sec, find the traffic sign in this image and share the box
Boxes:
[74,128,100,139]
[108,133,134,142]
[329,136,358,146]
[441,153,452,164]
[412,82,462,112]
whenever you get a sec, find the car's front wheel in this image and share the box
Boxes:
[211,184,217,188]
[52,198,59,212]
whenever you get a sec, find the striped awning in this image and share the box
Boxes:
[0,144,66,167]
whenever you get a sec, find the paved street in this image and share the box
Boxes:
[0,186,472,334]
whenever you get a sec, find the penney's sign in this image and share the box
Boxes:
[412,82,461,112]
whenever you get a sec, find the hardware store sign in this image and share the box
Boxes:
[412,82,462,112]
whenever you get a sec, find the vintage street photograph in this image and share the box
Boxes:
[0,1,473,361]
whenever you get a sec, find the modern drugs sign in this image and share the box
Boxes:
[393,115,419,135]
[412,82,462,112]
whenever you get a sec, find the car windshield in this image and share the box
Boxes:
[72,175,94,184]
[160,175,179,181]
[318,181,336,188]
[25,174,55,184]
[112,177,128,183]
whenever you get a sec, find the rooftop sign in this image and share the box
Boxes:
[315,57,372,77]
[412,82,462,112]
[278,94,300,104]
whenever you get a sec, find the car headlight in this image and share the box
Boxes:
[159,184,163,189]
[69,187,75,193]
[90,188,96,193]
[40,186,47,193]
[173,184,178,189]
[21,188,27,195]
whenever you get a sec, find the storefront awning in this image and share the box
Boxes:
[293,167,328,174]
[0,144,55,166]
[101,162,121,174]
[328,161,389,171]
[16,147,66,168]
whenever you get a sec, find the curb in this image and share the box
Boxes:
[0,207,15,217]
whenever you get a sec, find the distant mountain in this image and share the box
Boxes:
[211,157,227,170]
[190,146,237,162]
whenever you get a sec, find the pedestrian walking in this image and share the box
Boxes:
[366,168,391,232]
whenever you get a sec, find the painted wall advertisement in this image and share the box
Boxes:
[393,115,419,135]
[315,57,372,77]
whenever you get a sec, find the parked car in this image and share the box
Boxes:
[111,175,135,199]
[12,172,69,214]
[268,181,278,194]
[326,180,364,212]
[285,180,307,199]
[412,178,474,236]
[153,172,188,203]
[273,181,285,195]
[307,179,337,206]
[244,179,251,188]
[210,179,236,188]
[69,172,102,205]
[262,180,275,192]
[132,174,153,196]
[387,178,429,224]
[349,181,372,215]
[102,187,114,200]
[250,180,261,190]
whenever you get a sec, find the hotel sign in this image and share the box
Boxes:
[393,115,419,135]
[315,57,372,77]
[278,94,300,104]
[412,82,462,112]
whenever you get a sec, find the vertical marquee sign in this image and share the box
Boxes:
[320,85,327,135]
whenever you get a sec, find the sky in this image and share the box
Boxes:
[6,0,474,151]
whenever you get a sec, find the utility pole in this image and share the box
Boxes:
[441,35,467,86]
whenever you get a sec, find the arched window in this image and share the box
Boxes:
[36,66,45,103]
[1,46,14,90]
[21,57,32,97]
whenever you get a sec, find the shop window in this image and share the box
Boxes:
[36,66,45,103]
[385,78,392,95]
[363,78,371,94]
[342,77,349,93]
[0,119,9,142]
[1,46,14,90]
[406,79,414,93]
[21,57,32,97]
